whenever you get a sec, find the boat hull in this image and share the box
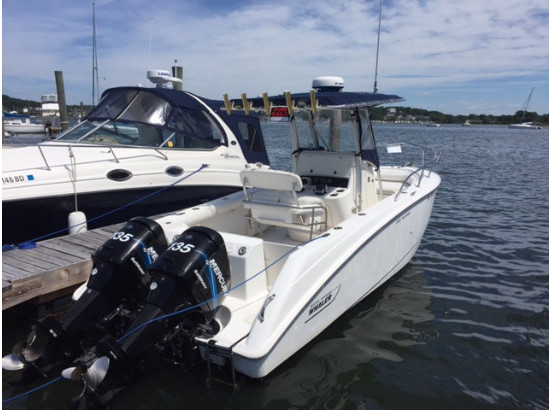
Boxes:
[201,169,440,378]
[237,190,436,377]
[2,185,239,245]
[2,143,252,244]
[3,124,46,134]
[508,123,542,129]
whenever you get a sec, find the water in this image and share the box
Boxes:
[2,124,548,409]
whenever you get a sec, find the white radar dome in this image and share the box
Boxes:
[311,76,344,92]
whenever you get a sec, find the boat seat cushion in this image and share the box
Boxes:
[240,169,326,237]
[244,193,324,223]
[240,169,303,192]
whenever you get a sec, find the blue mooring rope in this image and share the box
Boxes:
[2,164,208,252]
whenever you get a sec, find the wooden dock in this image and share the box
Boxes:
[2,225,122,310]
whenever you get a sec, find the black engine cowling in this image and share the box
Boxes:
[87,226,232,400]
[56,216,169,341]
[147,225,231,324]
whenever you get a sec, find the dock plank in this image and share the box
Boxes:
[3,250,60,271]
[1,224,117,310]
[38,241,96,260]
[17,246,83,265]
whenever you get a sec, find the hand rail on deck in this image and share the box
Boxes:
[34,142,172,170]
[389,143,442,201]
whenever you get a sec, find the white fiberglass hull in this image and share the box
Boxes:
[2,143,248,202]
[508,122,542,129]
[179,166,440,378]
[2,143,249,244]
[3,123,46,134]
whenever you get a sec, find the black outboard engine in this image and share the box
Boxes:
[2,217,168,379]
[76,226,231,403]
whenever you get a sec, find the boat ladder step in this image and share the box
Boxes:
[204,340,238,388]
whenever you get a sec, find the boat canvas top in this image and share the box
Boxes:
[242,90,404,110]
[226,89,404,169]
[54,86,270,165]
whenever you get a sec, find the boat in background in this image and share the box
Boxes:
[2,70,270,245]
[509,88,542,129]
[3,112,47,134]
[41,94,60,117]
[2,77,441,407]
[508,122,542,130]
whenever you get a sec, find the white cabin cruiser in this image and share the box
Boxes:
[3,84,441,407]
[2,86,269,245]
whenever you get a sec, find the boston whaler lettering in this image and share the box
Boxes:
[3,77,441,407]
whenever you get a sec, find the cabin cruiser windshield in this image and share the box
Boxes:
[56,89,226,150]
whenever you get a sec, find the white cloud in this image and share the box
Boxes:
[2,0,548,114]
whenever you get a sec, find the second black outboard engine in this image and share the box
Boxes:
[74,226,231,403]
[2,217,168,379]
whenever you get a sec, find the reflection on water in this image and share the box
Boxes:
[246,264,435,410]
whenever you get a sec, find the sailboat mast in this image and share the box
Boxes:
[373,0,383,94]
[520,87,535,121]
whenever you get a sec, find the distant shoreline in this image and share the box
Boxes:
[3,94,548,127]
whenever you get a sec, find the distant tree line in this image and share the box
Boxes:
[2,95,92,117]
[2,94,548,126]
[369,106,549,125]
[2,95,41,113]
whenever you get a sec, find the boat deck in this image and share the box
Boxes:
[2,225,121,310]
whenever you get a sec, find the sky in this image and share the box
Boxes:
[2,0,549,116]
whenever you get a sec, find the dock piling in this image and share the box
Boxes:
[55,71,70,131]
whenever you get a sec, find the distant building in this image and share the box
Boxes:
[384,107,397,121]
[41,94,59,117]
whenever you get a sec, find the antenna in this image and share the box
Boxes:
[373,0,383,94]
[92,2,99,105]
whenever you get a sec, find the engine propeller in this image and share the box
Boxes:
[2,328,42,371]
[62,356,110,391]
[2,354,26,371]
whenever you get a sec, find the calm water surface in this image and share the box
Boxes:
[3,124,548,409]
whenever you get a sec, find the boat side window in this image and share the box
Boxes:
[165,108,225,149]
[56,120,105,141]
[294,114,318,150]
[117,92,172,126]
[74,120,139,145]
[238,122,263,152]
[312,110,356,153]
[294,109,356,153]
[134,124,163,147]
[358,109,376,152]
[88,89,139,119]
